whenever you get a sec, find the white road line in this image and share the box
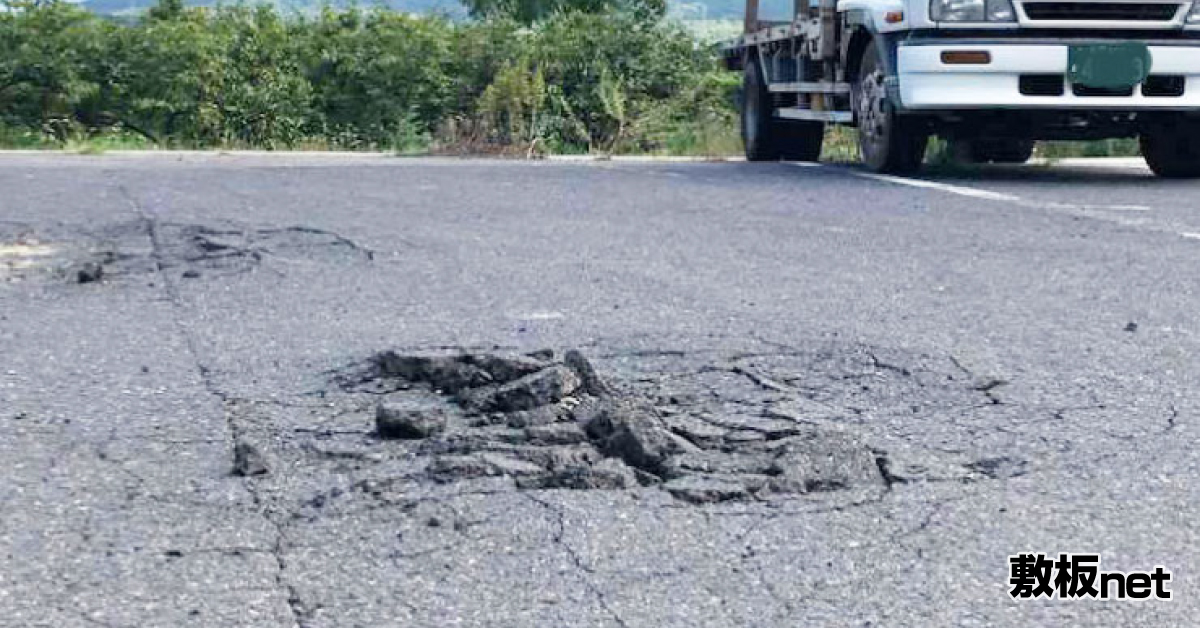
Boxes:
[791,162,1200,242]
[548,155,743,163]
[1094,205,1153,212]
[842,169,1021,202]
[1042,202,1152,212]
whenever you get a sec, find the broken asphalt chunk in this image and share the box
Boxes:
[232,441,268,477]
[428,453,546,483]
[564,350,610,396]
[376,397,449,439]
[374,352,493,394]
[503,405,564,428]
[76,261,103,284]
[470,365,582,413]
[520,458,638,490]
[463,352,549,384]
[664,477,750,504]
[583,398,684,477]
[525,422,589,446]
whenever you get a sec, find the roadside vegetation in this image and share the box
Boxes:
[0,0,738,155]
[0,0,1140,158]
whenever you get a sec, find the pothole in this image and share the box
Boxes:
[3,222,375,286]
[157,224,373,276]
[342,348,891,504]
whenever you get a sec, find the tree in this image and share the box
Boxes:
[147,0,185,22]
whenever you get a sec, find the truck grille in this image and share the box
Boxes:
[1022,2,1181,20]
[1143,75,1186,97]
[1072,83,1135,96]
[1019,74,1188,98]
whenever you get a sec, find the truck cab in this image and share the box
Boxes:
[723,0,1200,176]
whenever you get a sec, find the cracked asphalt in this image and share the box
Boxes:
[2,153,1198,627]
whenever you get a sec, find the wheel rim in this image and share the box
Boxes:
[855,69,888,160]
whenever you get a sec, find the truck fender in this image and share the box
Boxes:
[840,20,903,105]
[839,0,908,35]
[840,16,876,82]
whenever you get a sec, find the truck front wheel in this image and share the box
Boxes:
[852,41,928,174]
[1141,118,1200,178]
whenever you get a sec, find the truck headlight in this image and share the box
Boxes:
[931,0,1016,21]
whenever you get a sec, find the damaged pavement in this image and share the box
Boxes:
[2,155,1198,627]
[344,348,929,502]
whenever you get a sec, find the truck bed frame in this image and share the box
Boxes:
[722,0,857,124]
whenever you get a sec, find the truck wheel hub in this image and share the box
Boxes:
[857,70,887,142]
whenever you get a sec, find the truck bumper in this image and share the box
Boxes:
[897,41,1200,110]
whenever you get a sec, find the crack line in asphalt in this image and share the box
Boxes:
[522,493,632,628]
[116,184,309,628]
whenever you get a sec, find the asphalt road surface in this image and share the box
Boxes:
[2,153,1198,627]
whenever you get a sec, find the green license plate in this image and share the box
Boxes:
[1068,43,1152,90]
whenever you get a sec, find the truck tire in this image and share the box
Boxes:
[953,138,1035,164]
[742,58,780,161]
[1141,119,1200,178]
[852,41,927,174]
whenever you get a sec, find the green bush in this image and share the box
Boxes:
[0,0,733,153]
[477,57,546,144]
[530,10,719,151]
[294,9,455,148]
[0,0,112,139]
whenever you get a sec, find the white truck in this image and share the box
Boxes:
[722,0,1200,176]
